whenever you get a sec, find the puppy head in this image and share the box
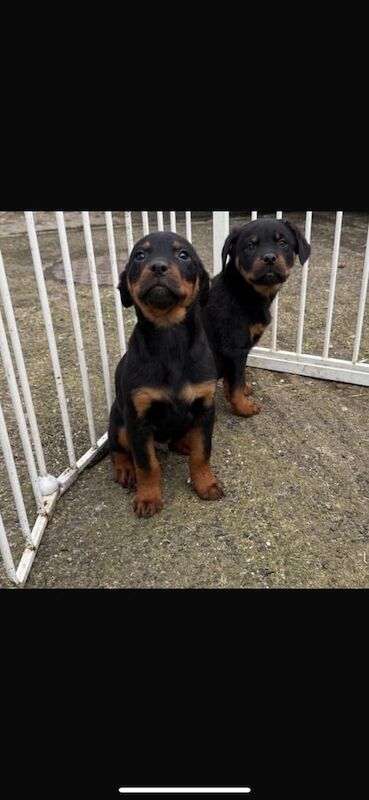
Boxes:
[222,218,311,297]
[118,232,210,327]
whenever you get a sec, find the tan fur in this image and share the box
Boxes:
[249,322,267,341]
[186,427,223,500]
[111,451,136,486]
[179,380,216,408]
[133,436,163,517]
[127,269,199,328]
[131,387,171,418]
[223,378,252,400]
[229,388,262,417]
[117,426,129,450]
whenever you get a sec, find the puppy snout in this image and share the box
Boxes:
[263,253,277,265]
[149,261,169,275]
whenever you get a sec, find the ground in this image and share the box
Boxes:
[0,211,368,588]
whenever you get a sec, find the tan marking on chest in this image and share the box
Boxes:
[131,387,172,417]
[249,322,267,341]
[179,381,216,408]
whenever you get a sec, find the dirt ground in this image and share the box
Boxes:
[0,211,368,588]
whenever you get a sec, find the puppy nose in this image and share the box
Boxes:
[149,261,169,275]
[263,253,277,265]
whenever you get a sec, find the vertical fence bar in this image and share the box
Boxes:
[0,510,18,584]
[251,211,258,221]
[124,212,134,254]
[0,309,44,511]
[296,211,313,354]
[322,211,343,358]
[105,212,126,357]
[0,247,47,476]
[55,212,97,446]
[212,212,230,275]
[157,212,164,231]
[24,212,76,468]
[141,212,149,236]
[352,220,369,364]
[0,400,33,544]
[185,212,192,242]
[81,212,112,411]
[270,211,283,350]
[169,212,176,232]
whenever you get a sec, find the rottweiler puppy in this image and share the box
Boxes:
[109,231,224,517]
[202,218,311,416]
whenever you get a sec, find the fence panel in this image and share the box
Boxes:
[1,210,369,586]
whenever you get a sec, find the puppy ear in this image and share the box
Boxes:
[221,227,241,270]
[197,258,211,306]
[117,269,134,308]
[283,220,311,266]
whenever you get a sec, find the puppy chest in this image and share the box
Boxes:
[249,321,267,343]
[148,399,195,441]
[131,380,216,441]
[248,308,271,344]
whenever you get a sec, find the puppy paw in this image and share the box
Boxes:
[194,476,224,501]
[230,392,262,417]
[112,455,136,487]
[133,495,163,517]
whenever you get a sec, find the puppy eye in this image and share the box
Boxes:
[279,239,288,247]
[244,242,255,250]
[134,250,146,261]
[178,250,189,259]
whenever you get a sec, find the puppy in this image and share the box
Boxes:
[202,218,311,416]
[108,231,224,517]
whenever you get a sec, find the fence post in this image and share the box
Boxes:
[212,212,229,275]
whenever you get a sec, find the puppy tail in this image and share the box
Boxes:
[86,440,110,468]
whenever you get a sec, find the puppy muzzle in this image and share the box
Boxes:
[138,278,184,308]
[253,269,287,285]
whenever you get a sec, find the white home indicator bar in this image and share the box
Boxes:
[119,790,251,795]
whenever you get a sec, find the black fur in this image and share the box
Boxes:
[202,218,311,416]
[109,231,223,517]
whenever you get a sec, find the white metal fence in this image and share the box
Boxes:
[0,211,368,586]
[213,211,369,385]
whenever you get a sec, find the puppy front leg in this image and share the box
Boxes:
[187,404,224,501]
[223,351,261,417]
[127,422,163,517]
[108,400,136,487]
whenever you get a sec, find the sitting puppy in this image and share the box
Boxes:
[109,231,224,517]
[202,218,311,416]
